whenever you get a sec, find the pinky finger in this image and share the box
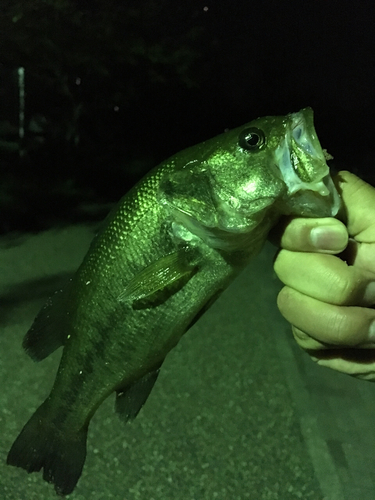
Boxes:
[315,356,375,381]
[292,326,328,350]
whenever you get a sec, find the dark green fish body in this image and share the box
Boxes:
[7,108,341,495]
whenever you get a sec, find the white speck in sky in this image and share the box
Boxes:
[114,106,120,111]
[75,77,81,85]
[203,6,209,12]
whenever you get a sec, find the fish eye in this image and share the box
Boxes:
[238,127,266,151]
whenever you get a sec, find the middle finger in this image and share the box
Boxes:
[274,250,375,307]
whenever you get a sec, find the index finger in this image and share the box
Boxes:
[337,171,375,241]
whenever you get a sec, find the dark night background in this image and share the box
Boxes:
[1,0,374,230]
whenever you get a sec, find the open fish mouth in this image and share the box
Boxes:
[275,107,341,217]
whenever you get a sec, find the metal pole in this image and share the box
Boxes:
[18,67,25,156]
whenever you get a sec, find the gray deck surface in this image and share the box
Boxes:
[0,225,374,500]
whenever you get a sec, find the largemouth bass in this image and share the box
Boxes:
[7,108,341,495]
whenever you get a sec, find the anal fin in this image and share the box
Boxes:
[115,366,162,422]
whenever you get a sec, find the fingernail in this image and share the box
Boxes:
[369,319,375,340]
[310,225,348,251]
[364,282,375,306]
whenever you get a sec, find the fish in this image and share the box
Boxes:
[7,107,341,495]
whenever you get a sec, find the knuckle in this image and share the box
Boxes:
[276,286,290,312]
[273,250,289,280]
[329,271,361,305]
[276,286,299,322]
[326,313,351,344]
[326,308,365,345]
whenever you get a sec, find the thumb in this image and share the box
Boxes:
[336,171,375,241]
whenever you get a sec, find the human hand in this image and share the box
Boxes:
[273,171,375,381]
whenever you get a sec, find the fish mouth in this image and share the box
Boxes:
[274,107,341,217]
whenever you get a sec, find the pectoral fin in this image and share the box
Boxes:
[118,248,199,308]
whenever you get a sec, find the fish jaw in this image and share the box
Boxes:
[274,107,341,217]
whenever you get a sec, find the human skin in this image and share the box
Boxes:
[273,171,375,381]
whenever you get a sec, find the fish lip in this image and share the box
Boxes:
[282,175,341,218]
[274,108,341,217]
[289,107,325,163]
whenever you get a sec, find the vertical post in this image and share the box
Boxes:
[18,67,25,156]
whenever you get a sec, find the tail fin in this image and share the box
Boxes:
[7,401,87,496]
